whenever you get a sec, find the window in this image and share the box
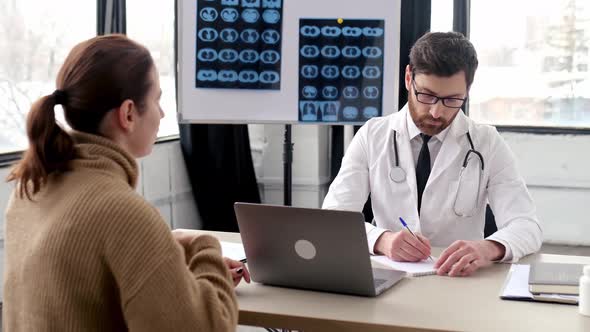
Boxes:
[0,1,96,155]
[127,0,178,138]
[430,0,454,33]
[470,0,590,128]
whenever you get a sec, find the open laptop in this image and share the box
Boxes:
[234,202,405,297]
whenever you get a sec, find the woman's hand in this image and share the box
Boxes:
[224,257,251,287]
[171,229,252,286]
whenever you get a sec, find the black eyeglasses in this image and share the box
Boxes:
[411,78,467,109]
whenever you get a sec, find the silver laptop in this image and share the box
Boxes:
[234,202,405,297]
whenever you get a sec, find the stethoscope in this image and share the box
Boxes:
[388,130,484,183]
[389,130,485,216]
[389,131,406,182]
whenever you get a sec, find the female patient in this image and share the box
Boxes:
[3,34,248,331]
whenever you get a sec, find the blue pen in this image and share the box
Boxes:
[399,217,435,262]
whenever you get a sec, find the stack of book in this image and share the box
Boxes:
[529,262,584,295]
[528,262,585,304]
[500,262,585,305]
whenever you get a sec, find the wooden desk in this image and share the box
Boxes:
[209,231,590,332]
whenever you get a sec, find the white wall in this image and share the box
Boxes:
[501,133,590,245]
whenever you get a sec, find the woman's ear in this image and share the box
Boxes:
[114,99,137,132]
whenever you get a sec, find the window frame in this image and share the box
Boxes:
[456,0,590,134]
[0,152,22,168]
[0,0,180,158]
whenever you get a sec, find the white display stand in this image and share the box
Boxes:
[177,0,401,124]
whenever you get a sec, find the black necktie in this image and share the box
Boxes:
[416,134,432,214]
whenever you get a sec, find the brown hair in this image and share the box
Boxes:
[409,31,479,88]
[7,34,155,200]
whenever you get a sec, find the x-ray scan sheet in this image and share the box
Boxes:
[298,18,385,122]
[196,0,283,90]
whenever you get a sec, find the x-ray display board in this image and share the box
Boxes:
[178,0,401,124]
[299,19,384,122]
[195,0,283,90]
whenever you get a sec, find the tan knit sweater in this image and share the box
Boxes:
[3,132,238,331]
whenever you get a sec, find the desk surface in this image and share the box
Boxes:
[210,231,590,332]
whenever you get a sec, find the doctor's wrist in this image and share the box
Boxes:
[482,240,506,261]
[374,231,394,255]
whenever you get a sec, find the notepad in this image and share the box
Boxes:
[370,255,437,276]
[220,241,247,262]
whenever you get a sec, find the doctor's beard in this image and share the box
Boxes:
[408,96,458,136]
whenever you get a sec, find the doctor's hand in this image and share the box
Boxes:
[435,240,506,277]
[374,231,432,262]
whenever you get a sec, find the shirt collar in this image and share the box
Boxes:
[405,110,452,143]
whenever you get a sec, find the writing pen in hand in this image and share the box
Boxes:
[399,217,435,262]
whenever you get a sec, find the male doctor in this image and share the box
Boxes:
[323,32,542,277]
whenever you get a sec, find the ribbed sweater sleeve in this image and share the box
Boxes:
[101,193,238,332]
[123,236,238,332]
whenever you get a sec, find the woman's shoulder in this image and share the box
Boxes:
[54,170,167,235]
[89,183,163,227]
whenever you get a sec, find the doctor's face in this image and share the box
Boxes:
[405,66,468,136]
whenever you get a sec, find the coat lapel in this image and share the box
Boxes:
[428,111,470,185]
[389,105,419,215]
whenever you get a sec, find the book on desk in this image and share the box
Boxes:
[528,262,585,295]
[500,264,579,305]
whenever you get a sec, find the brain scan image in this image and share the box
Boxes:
[261,29,280,44]
[198,28,218,42]
[260,50,281,64]
[221,8,239,22]
[302,86,318,99]
[219,28,239,43]
[218,49,239,63]
[197,48,218,62]
[240,29,260,43]
[199,7,218,22]
[300,45,320,58]
[239,70,259,83]
[262,0,281,9]
[242,0,260,8]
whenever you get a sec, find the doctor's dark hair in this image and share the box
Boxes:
[409,31,479,88]
[7,34,154,200]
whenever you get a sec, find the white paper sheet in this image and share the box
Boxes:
[502,264,533,298]
[371,255,437,276]
[220,241,246,262]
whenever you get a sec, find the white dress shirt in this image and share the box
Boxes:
[406,110,450,169]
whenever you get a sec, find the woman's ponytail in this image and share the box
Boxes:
[7,90,75,200]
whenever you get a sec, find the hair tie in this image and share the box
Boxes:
[52,90,68,106]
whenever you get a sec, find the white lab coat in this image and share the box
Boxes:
[322,104,542,262]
